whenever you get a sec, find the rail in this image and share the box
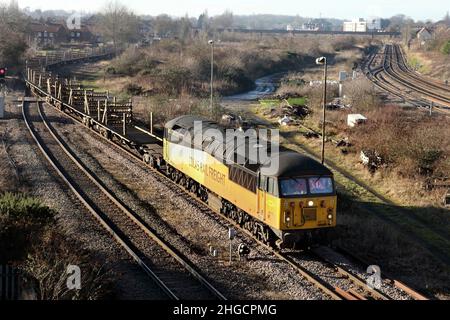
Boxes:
[22,99,226,301]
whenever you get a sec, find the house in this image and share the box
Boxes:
[28,22,67,46]
[27,21,98,47]
[416,27,433,42]
[68,25,95,43]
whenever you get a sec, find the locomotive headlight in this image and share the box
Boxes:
[284,211,291,225]
[308,201,314,207]
[327,214,333,220]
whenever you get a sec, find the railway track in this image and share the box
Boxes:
[366,47,430,108]
[393,45,450,97]
[385,45,450,108]
[22,100,226,301]
[366,44,450,114]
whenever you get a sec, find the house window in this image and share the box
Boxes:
[77,32,80,37]
[71,32,75,37]
[38,32,42,37]
[49,33,53,37]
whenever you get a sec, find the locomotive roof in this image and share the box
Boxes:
[260,151,332,177]
[165,115,332,178]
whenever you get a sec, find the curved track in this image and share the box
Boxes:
[22,100,226,301]
[366,44,450,114]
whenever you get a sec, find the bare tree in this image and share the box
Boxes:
[212,10,234,29]
[0,2,28,68]
[153,14,176,37]
[96,1,140,49]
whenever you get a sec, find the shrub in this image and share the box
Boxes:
[24,230,115,300]
[0,193,115,299]
[441,40,450,55]
[125,83,143,95]
[0,193,55,263]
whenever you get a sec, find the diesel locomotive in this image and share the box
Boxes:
[163,115,337,248]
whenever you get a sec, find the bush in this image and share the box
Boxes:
[125,83,143,95]
[349,106,450,179]
[24,230,115,300]
[0,193,55,263]
[0,193,115,299]
[441,40,450,55]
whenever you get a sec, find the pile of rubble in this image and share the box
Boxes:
[263,102,310,126]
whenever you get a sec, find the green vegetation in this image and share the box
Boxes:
[408,55,430,73]
[0,193,114,299]
[0,193,55,263]
[441,40,450,55]
[287,97,307,105]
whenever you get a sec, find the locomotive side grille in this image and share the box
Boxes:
[303,208,317,221]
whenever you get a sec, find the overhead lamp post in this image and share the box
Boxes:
[208,39,214,111]
[316,56,327,164]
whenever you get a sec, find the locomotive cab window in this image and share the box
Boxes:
[308,177,334,195]
[280,178,308,197]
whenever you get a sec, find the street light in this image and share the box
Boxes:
[316,56,327,164]
[208,39,214,111]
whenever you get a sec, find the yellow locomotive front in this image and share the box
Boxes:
[258,152,337,247]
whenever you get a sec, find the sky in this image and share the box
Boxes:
[15,0,450,21]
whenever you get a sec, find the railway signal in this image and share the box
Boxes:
[0,68,6,78]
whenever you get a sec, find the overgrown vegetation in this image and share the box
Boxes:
[99,35,373,127]
[106,38,315,98]
[441,40,450,54]
[346,106,450,180]
[0,193,114,299]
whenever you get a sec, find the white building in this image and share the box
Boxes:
[343,19,367,32]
